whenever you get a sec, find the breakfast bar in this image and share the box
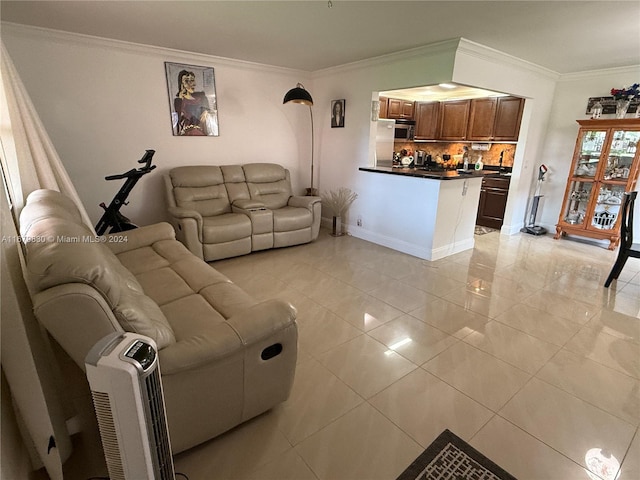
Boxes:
[356,166,485,261]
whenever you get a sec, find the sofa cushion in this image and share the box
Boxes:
[221,165,250,204]
[243,163,291,210]
[19,191,176,349]
[202,214,252,244]
[273,206,313,232]
[171,166,232,217]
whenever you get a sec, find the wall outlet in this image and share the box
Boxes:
[357,216,362,227]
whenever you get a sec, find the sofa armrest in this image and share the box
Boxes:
[226,299,297,344]
[158,299,297,375]
[232,199,267,211]
[168,206,203,228]
[107,222,176,254]
[288,195,321,210]
[33,284,124,369]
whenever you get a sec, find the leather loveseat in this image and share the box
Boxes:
[18,189,298,453]
[164,163,321,262]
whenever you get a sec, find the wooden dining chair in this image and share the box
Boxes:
[604,191,640,287]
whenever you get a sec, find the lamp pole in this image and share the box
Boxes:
[283,83,317,196]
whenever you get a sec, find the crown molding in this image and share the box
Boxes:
[456,38,560,81]
[1,22,308,76]
[558,64,640,82]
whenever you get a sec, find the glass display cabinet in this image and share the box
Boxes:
[555,119,640,249]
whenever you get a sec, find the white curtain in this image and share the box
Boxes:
[0,42,92,226]
[0,42,92,478]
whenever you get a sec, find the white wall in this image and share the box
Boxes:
[536,66,640,236]
[2,24,311,225]
[451,40,559,235]
[4,24,639,247]
[311,37,561,241]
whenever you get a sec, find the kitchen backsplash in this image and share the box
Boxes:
[394,142,516,167]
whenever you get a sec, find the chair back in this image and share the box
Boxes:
[619,191,637,250]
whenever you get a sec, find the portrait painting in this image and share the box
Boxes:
[165,62,219,136]
[331,99,345,128]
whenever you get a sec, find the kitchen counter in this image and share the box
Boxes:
[359,166,511,180]
[354,167,485,261]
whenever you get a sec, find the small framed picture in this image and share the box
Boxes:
[165,62,219,136]
[331,99,345,128]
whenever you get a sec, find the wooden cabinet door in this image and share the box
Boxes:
[379,96,389,119]
[387,98,403,118]
[476,177,510,229]
[401,100,415,119]
[438,100,470,140]
[467,98,497,140]
[414,101,440,140]
[493,97,524,141]
[387,98,414,119]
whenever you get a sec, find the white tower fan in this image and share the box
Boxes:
[85,332,175,480]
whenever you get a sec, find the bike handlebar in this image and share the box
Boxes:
[104,149,156,181]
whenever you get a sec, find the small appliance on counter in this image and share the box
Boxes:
[415,150,426,167]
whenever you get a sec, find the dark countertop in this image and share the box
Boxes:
[359,166,512,180]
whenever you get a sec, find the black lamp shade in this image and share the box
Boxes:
[283,84,313,106]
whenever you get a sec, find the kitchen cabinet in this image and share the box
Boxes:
[414,101,440,140]
[387,98,415,119]
[467,98,498,140]
[492,96,524,141]
[554,119,640,249]
[467,96,524,141]
[438,100,470,140]
[379,96,389,119]
[476,176,510,229]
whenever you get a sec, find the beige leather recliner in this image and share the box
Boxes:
[165,163,321,262]
[19,189,298,454]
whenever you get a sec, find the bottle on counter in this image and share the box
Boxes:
[475,155,483,171]
[462,147,469,170]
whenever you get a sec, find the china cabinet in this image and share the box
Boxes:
[554,119,640,249]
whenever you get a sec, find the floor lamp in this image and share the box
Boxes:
[283,83,317,196]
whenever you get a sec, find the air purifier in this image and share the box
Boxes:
[85,332,175,480]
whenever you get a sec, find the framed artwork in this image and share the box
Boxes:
[331,99,345,128]
[165,62,219,136]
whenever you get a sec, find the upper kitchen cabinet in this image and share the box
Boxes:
[467,98,498,140]
[492,96,525,141]
[467,96,524,142]
[387,98,415,119]
[438,100,470,140]
[379,96,389,119]
[414,101,440,140]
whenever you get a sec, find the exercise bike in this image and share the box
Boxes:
[95,149,156,235]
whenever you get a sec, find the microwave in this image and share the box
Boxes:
[394,119,415,140]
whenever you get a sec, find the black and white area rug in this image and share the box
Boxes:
[475,226,498,236]
[396,429,517,480]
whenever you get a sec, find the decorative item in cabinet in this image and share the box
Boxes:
[555,119,640,249]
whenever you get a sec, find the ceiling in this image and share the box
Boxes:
[1,1,639,74]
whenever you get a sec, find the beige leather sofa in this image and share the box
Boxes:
[19,189,298,453]
[164,163,321,261]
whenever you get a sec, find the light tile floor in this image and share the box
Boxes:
[58,229,640,480]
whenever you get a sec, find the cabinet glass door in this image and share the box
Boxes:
[603,130,639,180]
[574,130,606,178]
[591,184,625,230]
[563,181,593,226]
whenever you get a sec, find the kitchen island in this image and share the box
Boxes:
[354,166,485,260]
